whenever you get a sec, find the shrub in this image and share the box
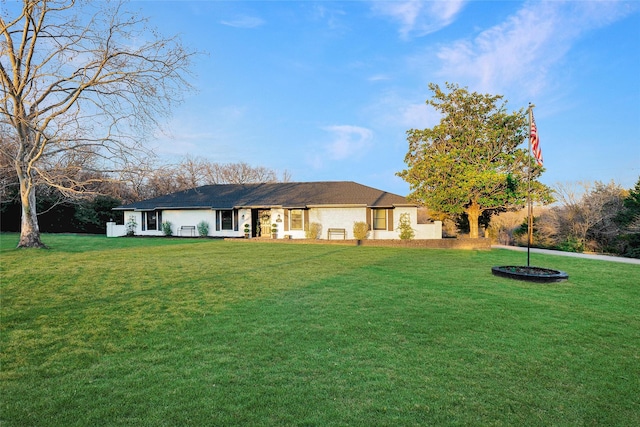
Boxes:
[197,221,209,237]
[396,213,415,240]
[161,221,173,236]
[353,221,369,240]
[126,215,137,236]
[557,236,584,253]
[305,222,322,239]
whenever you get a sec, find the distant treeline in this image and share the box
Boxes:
[1,157,290,234]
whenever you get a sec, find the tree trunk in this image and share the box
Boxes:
[466,200,481,239]
[17,165,46,248]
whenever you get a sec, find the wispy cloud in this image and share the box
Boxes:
[367,74,391,82]
[153,104,249,158]
[365,90,440,130]
[434,1,638,96]
[371,0,466,39]
[312,3,348,32]
[220,15,265,29]
[323,125,374,160]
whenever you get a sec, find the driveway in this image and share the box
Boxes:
[492,245,640,265]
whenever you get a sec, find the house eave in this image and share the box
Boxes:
[306,204,368,208]
[113,206,214,211]
[235,205,283,209]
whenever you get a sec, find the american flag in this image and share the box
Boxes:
[530,111,543,166]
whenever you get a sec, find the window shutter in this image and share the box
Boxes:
[366,207,372,230]
[234,210,239,231]
[215,211,220,231]
[304,210,310,230]
[284,210,289,232]
[387,209,394,231]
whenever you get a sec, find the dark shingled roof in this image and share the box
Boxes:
[116,181,412,210]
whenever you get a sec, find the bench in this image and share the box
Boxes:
[327,228,346,240]
[179,225,196,237]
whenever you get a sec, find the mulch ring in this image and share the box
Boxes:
[491,265,569,283]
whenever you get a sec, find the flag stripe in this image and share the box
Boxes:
[531,112,543,166]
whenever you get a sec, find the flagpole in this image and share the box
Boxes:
[527,103,535,267]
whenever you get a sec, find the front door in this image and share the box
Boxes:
[256,210,271,237]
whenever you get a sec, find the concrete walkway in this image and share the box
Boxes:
[492,245,640,265]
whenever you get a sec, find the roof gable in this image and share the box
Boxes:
[116,181,412,210]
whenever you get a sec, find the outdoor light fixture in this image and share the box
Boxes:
[276,214,282,223]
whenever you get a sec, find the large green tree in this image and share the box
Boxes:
[398,83,552,238]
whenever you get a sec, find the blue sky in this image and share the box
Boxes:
[136,1,639,196]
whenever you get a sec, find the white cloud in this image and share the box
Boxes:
[151,103,250,160]
[371,0,466,39]
[365,90,440,129]
[312,4,348,32]
[434,1,638,96]
[399,102,437,129]
[367,74,391,82]
[323,125,374,160]
[220,15,265,29]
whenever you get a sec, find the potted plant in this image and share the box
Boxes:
[244,223,250,238]
[271,223,278,239]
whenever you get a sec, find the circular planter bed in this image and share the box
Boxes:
[491,266,568,283]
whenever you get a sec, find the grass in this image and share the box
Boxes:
[1,233,639,426]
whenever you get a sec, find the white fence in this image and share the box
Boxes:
[106,222,127,237]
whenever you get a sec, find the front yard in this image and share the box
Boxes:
[1,234,638,426]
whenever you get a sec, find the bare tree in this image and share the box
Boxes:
[487,209,528,245]
[535,181,627,252]
[1,0,195,247]
[203,161,277,185]
[0,132,18,202]
[110,156,292,202]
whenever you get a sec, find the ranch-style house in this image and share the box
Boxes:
[108,181,442,240]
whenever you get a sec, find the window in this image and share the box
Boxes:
[373,209,386,230]
[142,211,161,231]
[217,210,233,230]
[290,209,303,230]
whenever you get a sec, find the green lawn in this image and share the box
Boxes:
[1,234,638,426]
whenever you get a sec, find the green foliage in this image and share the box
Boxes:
[352,221,369,240]
[396,213,415,240]
[456,210,492,235]
[398,82,553,238]
[305,222,322,239]
[197,221,209,237]
[1,191,122,234]
[616,177,640,226]
[126,215,137,236]
[1,235,639,426]
[73,196,122,233]
[161,221,173,236]
[557,236,584,253]
[615,176,640,258]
